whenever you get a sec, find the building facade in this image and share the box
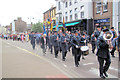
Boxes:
[43,6,56,30]
[12,17,27,34]
[55,0,93,35]
[112,0,120,34]
[93,0,113,31]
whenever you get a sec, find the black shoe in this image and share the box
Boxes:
[103,72,108,77]
[62,59,65,61]
[82,57,85,60]
[75,64,78,67]
[112,55,115,58]
[55,56,57,58]
[100,75,106,79]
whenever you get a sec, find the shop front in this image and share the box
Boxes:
[94,18,110,30]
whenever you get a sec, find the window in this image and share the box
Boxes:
[70,10,72,15]
[75,13,78,20]
[75,8,77,13]
[58,2,61,10]
[81,12,84,18]
[80,5,84,12]
[65,2,68,8]
[70,15,72,21]
[74,0,77,4]
[96,2,101,13]
[65,16,68,22]
[103,0,108,12]
[69,0,72,6]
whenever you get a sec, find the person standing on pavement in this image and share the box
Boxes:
[31,31,36,50]
[53,31,59,58]
[96,28,111,79]
[49,32,54,54]
[72,31,81,67]
[21,34,24,43]
[61,32,68,61]
[117,31,120,61]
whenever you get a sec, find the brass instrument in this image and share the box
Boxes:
[103,31,113,50]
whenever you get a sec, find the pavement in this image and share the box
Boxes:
[1,39,120,78]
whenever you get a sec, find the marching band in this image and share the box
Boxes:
[1,26,120,79]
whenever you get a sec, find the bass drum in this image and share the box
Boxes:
[80,46,89,56]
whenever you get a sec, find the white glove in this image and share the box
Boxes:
[84,40,86,43]
[76,45,79,48]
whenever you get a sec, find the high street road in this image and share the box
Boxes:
[1,39,119,79]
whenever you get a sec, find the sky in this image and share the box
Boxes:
[0,0,56,26]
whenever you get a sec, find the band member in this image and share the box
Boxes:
[49,32,54,54]
[72,31,81,67]
[78,30,81,37]
[110,37,117,57]
[65,31,71,52]
[53,31,59,58]
[94,26,102,39]
[41,34,47,56]
[61,32,67,61]
[31,31,36,50]
[110,27,117,39]
[91,32,97,54]
[83,30,90,45]
[96,28,111,79]
[70,31,75,56]
[80,33,86,60]
[47,32,51,50]
[58,30,62,53]
[117,31,120,61]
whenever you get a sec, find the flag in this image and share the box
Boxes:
[50,19,53,31]
[62,17,67,31]
[43,24,46,34]
[56,20,59,31]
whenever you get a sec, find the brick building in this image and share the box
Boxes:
[93,0,113,30]
[12,17,27,34]
[43,6,56,30]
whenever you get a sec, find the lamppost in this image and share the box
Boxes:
[28,17,34,32]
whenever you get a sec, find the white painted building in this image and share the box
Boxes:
[55,0,93,34]
[112,0,120,34]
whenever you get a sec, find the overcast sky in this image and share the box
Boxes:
[0,0,56,26]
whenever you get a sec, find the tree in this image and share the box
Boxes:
[31,22,43,33]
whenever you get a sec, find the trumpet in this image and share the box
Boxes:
[103,31,113,50]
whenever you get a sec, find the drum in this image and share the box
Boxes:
[80,46,89,56]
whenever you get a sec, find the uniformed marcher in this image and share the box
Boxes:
[96,28,111,79]
[61,32,68,61]
[72,31,82,67]
[70,31,75,56]
[31,31,36,50]
[80,33,86,60]
[53,31,59,58]
[94,26,102,39]
[91,32,97,54]
[49,32,54,54]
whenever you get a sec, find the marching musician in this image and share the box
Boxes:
[94,26,102,39]
[49,32,54,54]
[96,28,111,79]
[41,34,47,56]
[72,31,81,67]
[80,33,86,60]
[53,31,59,58]
[70,31,75,56]
[91,32,97,54]
[61,32,68,61]
[31,31,36,50]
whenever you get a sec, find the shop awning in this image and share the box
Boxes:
[53,21,80,28]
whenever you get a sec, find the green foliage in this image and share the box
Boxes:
[31,22,43,33]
